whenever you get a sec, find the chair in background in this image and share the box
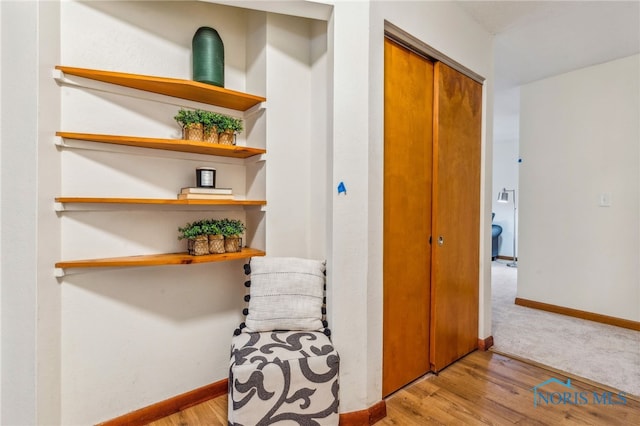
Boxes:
[492,213,502,260]
[228,257,339,425]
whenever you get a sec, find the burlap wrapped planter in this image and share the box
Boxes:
[224,236,242,253]
[208,234,225,254]
[183,123,204,141]
[187,235,209,256]
[218,129,235,145]
[203,126,218,143]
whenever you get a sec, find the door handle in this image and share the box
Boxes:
[438,236,444,246]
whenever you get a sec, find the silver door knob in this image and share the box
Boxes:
[438,236,444,246]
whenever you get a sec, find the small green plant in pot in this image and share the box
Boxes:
[178,220,209,255]
[219,218,246,252]
[203,219,225,254]
[175,109,203,141]
[217,115,243,145]
[199,110,223,143]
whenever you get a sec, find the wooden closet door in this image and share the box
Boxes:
[383,38,434,396]
[430,62,482,372]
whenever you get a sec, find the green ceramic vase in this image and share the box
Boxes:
[192,26,224,87]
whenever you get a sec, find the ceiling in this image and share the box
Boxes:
[456,0,639,139]
[457,0,640,91]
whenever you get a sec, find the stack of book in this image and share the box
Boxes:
[178,187,234,200]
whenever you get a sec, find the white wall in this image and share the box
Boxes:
[264,12,325,256]
[327,0,373,412]
[1,1,58,424]
[519,54,640,322]
[0,4,3,420]
[492,86,520,258]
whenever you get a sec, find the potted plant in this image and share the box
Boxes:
[219,218,246,252]
[217,114,243,145]
[203,219,225,254]
[178,220,209,255]
[174,108,203,141]
[199,110,222,143]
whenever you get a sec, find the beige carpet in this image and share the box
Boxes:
[491,261,640,397]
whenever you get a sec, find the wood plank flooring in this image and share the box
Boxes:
[379,351,639,425]
[147,351,640,425]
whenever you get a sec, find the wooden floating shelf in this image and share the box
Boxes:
[56,66,266,111]
[55,197,266,206]
[55,248,266,270]
[56,132,266,159]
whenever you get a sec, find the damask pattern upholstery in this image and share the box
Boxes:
[229,330,340,425]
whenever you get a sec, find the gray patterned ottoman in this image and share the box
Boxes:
[228,330,339,425]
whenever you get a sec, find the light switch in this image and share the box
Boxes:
[599,193,612,207]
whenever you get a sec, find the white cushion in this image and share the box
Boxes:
[244,257,326,332]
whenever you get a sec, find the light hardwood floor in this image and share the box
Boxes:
[147,351,640,425]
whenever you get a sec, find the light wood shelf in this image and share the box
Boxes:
[55,248,265,271]
[56,132,266,159]
[56,66,266,111]
[55,197,266,207]
[55,66,267,273]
